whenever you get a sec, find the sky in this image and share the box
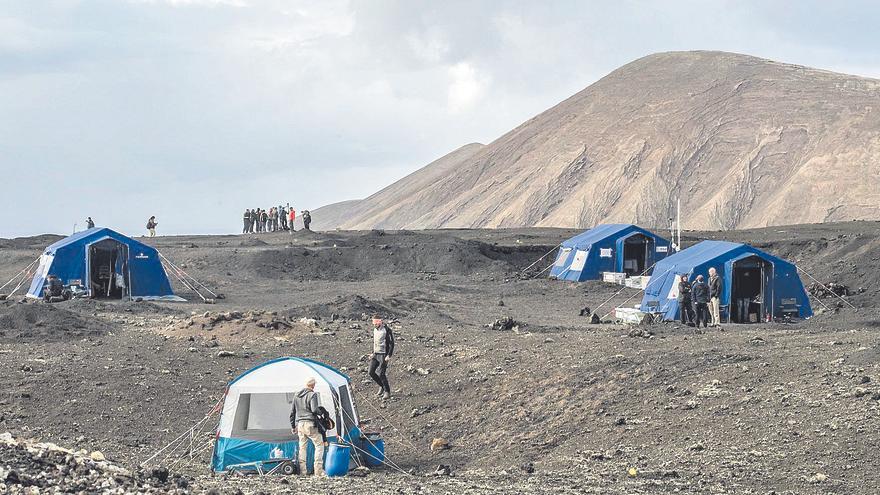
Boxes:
[2,0,880,237]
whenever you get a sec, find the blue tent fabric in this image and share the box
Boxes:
[639,240,812,321]
[549,224,672,281]
[26,227,178,300]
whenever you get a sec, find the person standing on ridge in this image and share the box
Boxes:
[146,216,158,237]
[301,210,311,230]
[368,316,395,400]
[242,209,250,234]
[279,205,288,231]
[289,377,325,476]
[289,206,296,233]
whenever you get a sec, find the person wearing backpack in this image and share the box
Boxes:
[289,378,325,476]
[146,216,158,237]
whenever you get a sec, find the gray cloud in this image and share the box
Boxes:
[1,0,879,236]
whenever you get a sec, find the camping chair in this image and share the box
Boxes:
[779,298,800,319]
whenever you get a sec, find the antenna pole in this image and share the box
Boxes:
[676,198,681,251]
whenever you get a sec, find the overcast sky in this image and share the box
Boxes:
[3,0,880,237]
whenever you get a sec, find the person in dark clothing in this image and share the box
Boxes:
[691,275,710,328]
[86,217,95,229]
[279,206,288,230]
[301,210,311,230]
[368,316,395,400]
[289,378,325,476]
[260,209,268,232]
[249,209,257,233]
[677,274,695,325]
[242,209,251,234]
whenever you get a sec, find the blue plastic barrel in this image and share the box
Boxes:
[361,434,385,467]
[324,443,351,477]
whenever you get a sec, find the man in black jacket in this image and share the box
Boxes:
[369,316,395,400]
[708,267,722,327]
[692,275,710,328]
[289,378,324,476]
[677,275,695,325]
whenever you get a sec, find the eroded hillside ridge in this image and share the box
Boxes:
[325,51,880,231]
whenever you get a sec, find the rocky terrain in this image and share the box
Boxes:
[315,51,880,231]
[1,222,879,493]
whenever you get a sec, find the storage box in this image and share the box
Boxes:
[603,272,626,285]
[625,276,651,289]
[615,307,650,324]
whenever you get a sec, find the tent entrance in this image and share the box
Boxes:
[730,256,772,323]
[622,234,653,276]
[87,239,129,299]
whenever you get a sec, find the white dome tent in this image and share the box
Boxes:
[210,357,361,472]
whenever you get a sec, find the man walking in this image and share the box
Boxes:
[692,275,710,328]
[369,316,395,400]
[708,267,722,327]
[289,378,325,476]
[677,274,694,326]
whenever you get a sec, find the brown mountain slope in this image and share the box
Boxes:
[333,51,880,230]
[312,142,484,230]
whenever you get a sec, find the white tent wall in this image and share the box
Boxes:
[217,358,358,440]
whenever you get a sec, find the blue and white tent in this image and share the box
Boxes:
[640,240,812,322]
[549,224,672,281]
[26,227,181,301]
[211,357,361,472]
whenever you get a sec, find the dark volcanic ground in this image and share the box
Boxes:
[1,222,879,494]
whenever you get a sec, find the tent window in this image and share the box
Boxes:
[554,248,572,267]
[231,393,295,442]
[569,250,589,271]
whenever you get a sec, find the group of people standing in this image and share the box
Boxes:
[677,267,722,328]
[242,205,311,234]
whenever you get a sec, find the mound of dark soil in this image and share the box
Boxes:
[248,238,515,281]
[0,302,108,342]
[288,294,399,320]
